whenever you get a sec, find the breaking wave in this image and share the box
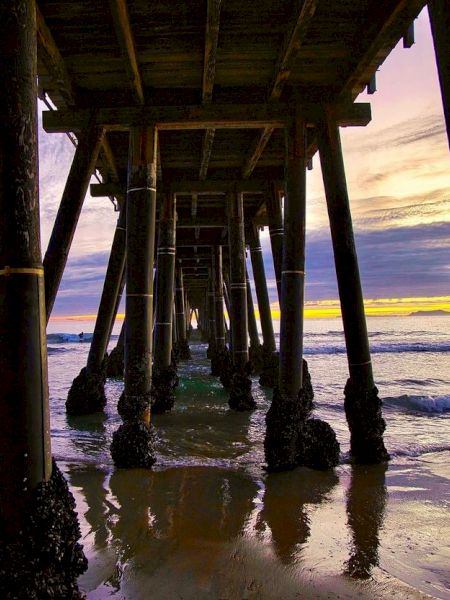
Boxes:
[384,394,450,414]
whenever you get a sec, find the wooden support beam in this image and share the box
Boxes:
[108,0,144,105]
[42,103,293,132]
[91,178,279,197]
[248,226,276,353]
[242,127,276,179]
[86,204,127,375]
[269,0,318,101]
[199,128,216,180]
[0,0,52,537]
[242,0,317,178]
[111,126,158,468]
[36,5,75,106]
[317,106,389,464]
[200,0,222,180]
[213,246,226,349]
[43,102,370,133]
[44,119,105,320]
[154,192,176,370]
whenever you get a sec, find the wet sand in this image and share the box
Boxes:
[65,454,450,599]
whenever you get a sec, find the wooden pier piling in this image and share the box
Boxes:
[111,126,158,468]
[67,202,127,414]
[266,183,283,302]
[227,192,255,410]
[248,225,278,387]
[317,106,388,464]
[152,191,179,413]
[265,109,339,471]
[0,1,86,594]
[43,118,105,320]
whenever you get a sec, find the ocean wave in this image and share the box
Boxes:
[303,341,450,355]
[47,332,93,343]
[47,347,70,355]
[384,394,450,414]
[390,444,450,459]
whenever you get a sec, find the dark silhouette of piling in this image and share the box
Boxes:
[0,3,86,596]
[227,192,255,410]
[317,106,388,464]
[152,191,179,413]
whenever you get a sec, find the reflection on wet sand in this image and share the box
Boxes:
[69,467,110,549]
[73,466,259,596]
[345,464,387,579]
[259,469,339,564]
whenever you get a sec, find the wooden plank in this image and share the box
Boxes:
[36,5,75,106]
[242,0,318,178]
[199,128,216,180]
[108,0,144,105]
[199,0,222,180]
[269,0,317,101]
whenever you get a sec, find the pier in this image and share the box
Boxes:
[0,0,448,597]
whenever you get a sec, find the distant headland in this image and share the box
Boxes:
[408,309,450,316]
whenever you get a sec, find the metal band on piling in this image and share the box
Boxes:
[0,266,44,277]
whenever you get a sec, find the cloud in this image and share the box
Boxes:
[302,221,450,300]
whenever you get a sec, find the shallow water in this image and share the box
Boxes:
[47,316,450,598]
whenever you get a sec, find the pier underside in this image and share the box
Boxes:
[1,0,449,597]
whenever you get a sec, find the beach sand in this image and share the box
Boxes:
[65,453,450,599]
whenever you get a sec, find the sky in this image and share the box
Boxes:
[39,6,450,320]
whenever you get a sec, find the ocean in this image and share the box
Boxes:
[47,315,450,599]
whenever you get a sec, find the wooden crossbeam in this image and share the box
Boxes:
[90,179,280,197]
[108,0,144,105]
[42,103,290,132]
[242,0,317,178]
[43,102,370,133]
[200,0,222,180]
